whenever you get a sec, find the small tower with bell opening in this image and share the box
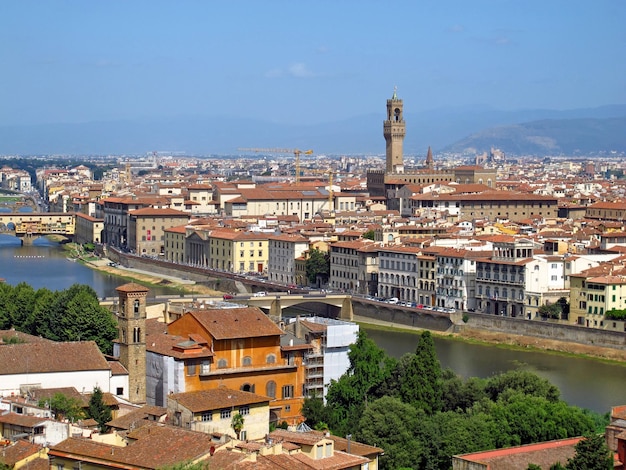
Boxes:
[116,282,149,404]
[384,86,406,174]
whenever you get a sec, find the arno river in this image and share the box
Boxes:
[1,235,625,414]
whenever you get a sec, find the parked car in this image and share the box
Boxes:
[253,291,267,297]
[386,297,399,304]
[223,294,234,300]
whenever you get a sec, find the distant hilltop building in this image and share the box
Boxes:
[367,89,497,198]
[475,147,506,166]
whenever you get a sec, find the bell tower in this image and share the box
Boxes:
[384,87,406,174]
[116,282,149,405]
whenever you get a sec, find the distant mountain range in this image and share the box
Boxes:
[1,104,625,157]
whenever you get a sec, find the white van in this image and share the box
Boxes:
[386,297,399,304]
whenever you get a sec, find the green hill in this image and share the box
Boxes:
[441,117,626,156]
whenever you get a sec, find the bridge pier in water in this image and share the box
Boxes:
[17,234,33,246]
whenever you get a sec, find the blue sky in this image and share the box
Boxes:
[1,1,624,127]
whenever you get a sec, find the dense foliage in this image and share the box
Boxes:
[565,433,613,469]
[305,248,330,284]
[538,297,570,320]
[38,392,85,423]
[301,330,606,470]
[88,386,112,433]
[605,309,626,320]
[0,282,118,354]
[362,229,376,240]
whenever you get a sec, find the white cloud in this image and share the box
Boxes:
[288,62,313,78]
[265,62,314,79]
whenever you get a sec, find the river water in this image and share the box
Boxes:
[0,234,180,298]
[1,235,625,414]
[362,325,626,414]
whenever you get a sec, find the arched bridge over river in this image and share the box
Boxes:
[0,212,75,244]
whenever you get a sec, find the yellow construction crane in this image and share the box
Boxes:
[237,148,313,184]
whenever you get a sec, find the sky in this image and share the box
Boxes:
[1,1,625,127]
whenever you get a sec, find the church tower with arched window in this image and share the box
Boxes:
[384,87,406,174]
[116,282,149,404]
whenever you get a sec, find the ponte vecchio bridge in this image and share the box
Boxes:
[0,212,75,244]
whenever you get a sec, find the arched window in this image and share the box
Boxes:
[133,327,141,343]
[266,380,276,398]
[240,383,255,393]
[217,358,228,369]
[266,354,276,364]
[133,299,140,317]
[242,356,252,366]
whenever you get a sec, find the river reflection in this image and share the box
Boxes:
[362,324,626,414]
[0,234,181,298]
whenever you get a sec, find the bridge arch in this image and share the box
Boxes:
[245,294,353,321]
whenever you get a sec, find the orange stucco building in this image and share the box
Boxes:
[146,307,308,426]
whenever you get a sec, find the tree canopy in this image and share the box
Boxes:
[88,386,112,433]
[38,392,85,423]
[302,330,604,470]
[305,248,330,285]
[0,282,117,354]
[566,433,613,469]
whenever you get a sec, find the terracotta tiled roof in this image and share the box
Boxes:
[50,423,216,469]
[107,405,168,430]
[327,434,383,457]
[186,307,284,340]
[268,429,323,446]
[0,440,44,466]
[0,341,110,375]
[300,320,327,334]
[165,225,188,234]
[169,386,270,412]
[0,330,53,344]
[0,412,49,427]
[290,450,369,469]
[116,282,150,293]
[330,240,376,250]
[129,207,190,217]
[455,437,581,469]
[18,457,49,470]
[108,360,129,376]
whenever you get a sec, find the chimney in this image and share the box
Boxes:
[295,316,302,338]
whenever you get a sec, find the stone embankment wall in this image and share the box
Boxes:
[106,249,239,292]
[353,299,625,351]
[351,298,453,332]
[457,312,626,350]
